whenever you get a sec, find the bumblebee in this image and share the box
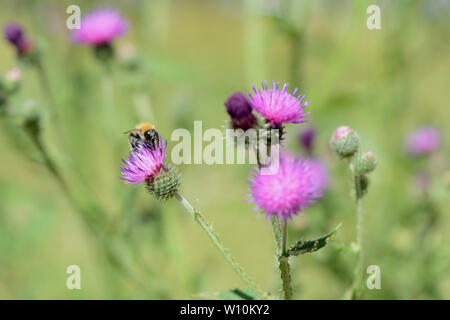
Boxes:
[123,122,160,150]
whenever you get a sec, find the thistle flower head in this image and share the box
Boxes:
[3,23,33,56]
[330,126,360,158]
[4,23,23,45]
[248,80,310,127]
[224,92,256,130]
[72,8,128,46]
[249,152,323,220]
[351,150,377,175]
[119,139,166,184]
[406,126,440,156]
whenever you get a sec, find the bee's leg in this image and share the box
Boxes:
[129,134,142,151]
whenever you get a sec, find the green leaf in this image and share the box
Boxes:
[218,288,257,300]
[288,224,341,256]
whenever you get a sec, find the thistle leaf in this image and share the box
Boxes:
[288,224,341,256]
[218,288,257,300]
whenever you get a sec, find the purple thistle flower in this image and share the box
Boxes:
[224,92,257,130]
[406,126,440,156]
[249,152,323,220]
[4,23,23,45]
[3,23,33,56]
[72,8,128,46]
[119,139,166,184]
[248,80,311,127]
[299,127,316,154]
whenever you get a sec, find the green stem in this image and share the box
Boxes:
[351,175,364,299]
[279,218,293,300]
[174,191,267,299]
[35,61,57,118]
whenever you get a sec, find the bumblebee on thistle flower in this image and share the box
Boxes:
[123,122,160,151]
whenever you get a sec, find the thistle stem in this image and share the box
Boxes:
[35,61,57,118]
[351,174,364,299]
[278,218,293,300]
[173,191,267,299]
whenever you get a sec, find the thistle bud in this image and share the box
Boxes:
[145,164,181,201]
[351,151,377,175]
[224,92,256,131]
[2,68,22,95]
[330,126,360,158]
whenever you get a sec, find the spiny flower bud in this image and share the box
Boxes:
[145,164,180,201]
[330,126,360,158]
[351,151,377,175]
[224,92,256,130]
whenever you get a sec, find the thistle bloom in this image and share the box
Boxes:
[248,80,310,127]
[406,126,440,156]
[72,8,128,46]
[249,152,323,220]
[224,92,256,130]
[119,139,166,184]
[3,23,33,56]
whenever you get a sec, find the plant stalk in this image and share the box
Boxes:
[174,191,267,299]
[278,218,293,300]
[351,174,364,299]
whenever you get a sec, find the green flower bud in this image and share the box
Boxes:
[330,126,360,158]
[351,151,377,175]
[145,163,181,201]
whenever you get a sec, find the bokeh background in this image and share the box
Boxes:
[0,0,449,299]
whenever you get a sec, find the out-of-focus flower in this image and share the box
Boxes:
[72,8,128,46]
[119,139,166,184]
[3,23,33,56]
[299,127,316,154]
[406,126,440,156]
[249,152,323,220]
[248,80,310,127]
[330,126,360,158]
[224,92,257,130]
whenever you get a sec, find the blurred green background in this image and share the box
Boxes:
[0,0,449,299]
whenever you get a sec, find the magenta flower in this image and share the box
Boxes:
[406,126,440,156]
[224,92,257,130]
[249,152,323,220]
[119,139,166,184]
[248,81,310,127]
[72,9,128,46]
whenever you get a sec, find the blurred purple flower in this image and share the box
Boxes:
[119,138,166,184]
[249,152,323,220]
[224,92,256,130]
[406,126,440,156]
[72,8,128,46]
[299,127,316,154]
[3,23,33,56]
[248,80,310,127]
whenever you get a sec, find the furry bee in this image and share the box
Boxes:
[123,122,160,150]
